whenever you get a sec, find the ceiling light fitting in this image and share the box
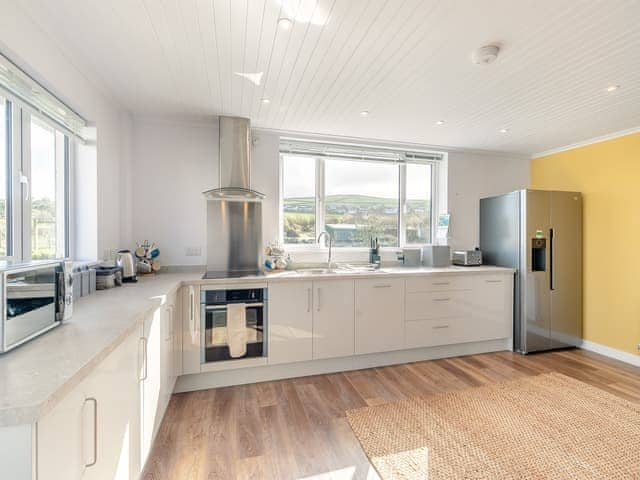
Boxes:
[471,45,500,65]
[359,110,369,117]
[436,120,445,125]
[278,17,293,30]
[606,85,620,92]
[499,128,509,134]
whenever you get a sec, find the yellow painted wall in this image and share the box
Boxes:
[531,132,640,355]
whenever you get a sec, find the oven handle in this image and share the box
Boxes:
[205,303,264,311]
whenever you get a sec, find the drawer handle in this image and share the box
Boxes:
[432,282,450,286]
[485,279,502,283]
[373,284,392,288]
[433,298,450,302]
[432,325,449,329]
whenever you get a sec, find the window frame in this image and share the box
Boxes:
[279,145,444,251]
[0,95,72,261]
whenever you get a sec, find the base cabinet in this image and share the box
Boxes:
[268,281,313,365]
[312,279,355,360]
[355,278,405,354]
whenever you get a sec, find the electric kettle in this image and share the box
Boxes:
[116,250,137,283]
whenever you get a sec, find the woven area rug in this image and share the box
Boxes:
[346,372,640,479]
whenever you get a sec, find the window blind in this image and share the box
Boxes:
[279,138,444,164]
[0,52,87,139]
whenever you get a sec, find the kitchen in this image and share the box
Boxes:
[1,1,639,479]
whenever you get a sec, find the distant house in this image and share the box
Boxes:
[384,207,398,214]
[325,223,358,243]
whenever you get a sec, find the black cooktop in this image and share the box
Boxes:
[202,269,265,279]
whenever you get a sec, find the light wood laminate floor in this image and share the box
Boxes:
[142,349,640,479]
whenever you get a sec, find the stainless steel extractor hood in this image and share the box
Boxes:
[203,116,265,201]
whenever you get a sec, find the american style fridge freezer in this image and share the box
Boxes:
[480,189,582,354]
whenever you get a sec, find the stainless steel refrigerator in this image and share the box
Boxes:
[480,190,582,354]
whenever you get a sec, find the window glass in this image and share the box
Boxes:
[30,117,66,259]
[0,98,7,256]
[282,154,316,244]
[405,163,432,244]
[325,159,399,247]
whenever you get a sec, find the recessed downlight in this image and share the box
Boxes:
[359,110,370,117]
[499,128,509,134]
[261,97,271,104]
[606,85,620,92]
[436,120,445,126]
[278,17,293,30]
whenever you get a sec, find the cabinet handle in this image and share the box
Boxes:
[485,279,502,284]
[373,284,392,288]
[306,288,311,313]
[433,298,450,302]
[83,397,98,468]
[316,288,321,312]
[432,325,449,329]
[139,337,148,381]
[432,281,450,286]
[189,288,195,335]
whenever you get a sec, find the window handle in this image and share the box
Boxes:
[19,172,29,201]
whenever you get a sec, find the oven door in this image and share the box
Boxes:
[3,264,58,352]
[201,303,265,363]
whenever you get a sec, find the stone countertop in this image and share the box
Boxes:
[0,265,513,427]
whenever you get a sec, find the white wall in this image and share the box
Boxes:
[0,3,131,260]
[130,120,529,266]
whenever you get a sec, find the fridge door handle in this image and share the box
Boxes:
[549,228,555,291]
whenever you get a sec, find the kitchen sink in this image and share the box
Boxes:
[295,264,389,275]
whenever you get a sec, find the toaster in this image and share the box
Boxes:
[452,249,482,266]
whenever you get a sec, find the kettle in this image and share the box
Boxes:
[116,250,137,283]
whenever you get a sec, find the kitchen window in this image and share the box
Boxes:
[280,140,444,248]
[0,96,71,260]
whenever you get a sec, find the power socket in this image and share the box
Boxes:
[185,246,202,257]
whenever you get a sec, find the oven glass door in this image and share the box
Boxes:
[4,266,57,349]
[202,304,264,362]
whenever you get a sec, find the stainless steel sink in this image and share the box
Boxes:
[295,268,337,275]
[295,264,389,275]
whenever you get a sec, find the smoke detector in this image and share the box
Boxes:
[471,45,500,65]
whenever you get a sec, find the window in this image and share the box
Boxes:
[0,97,9,256]
[280,141,442,248]
[29,117,68,259]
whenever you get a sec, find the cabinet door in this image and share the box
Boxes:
[355,279,405,354]
[37,381,86,480]
[472,274,513,340]
[140,308,163,468]
[313,279,355,359]
[181,285,200,375]
[268,281,313,364]
[84,331,141,480]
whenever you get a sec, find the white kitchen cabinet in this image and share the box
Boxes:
[37,330,141,480]
[84,331,141,480]
[355,278,405,354]
[268,281,313,364]
[471,274,513,341]
[181,284,201,375]
[313,279,355,360]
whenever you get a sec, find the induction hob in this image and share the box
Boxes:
[202,269,265,279]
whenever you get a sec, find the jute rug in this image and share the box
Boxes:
[346,372,640,479]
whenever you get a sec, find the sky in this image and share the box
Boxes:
[283,154,432,200]
[30,118,57,201]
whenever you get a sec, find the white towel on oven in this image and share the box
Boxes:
[227,303,247,358]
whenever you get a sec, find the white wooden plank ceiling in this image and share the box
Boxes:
[9,0,640,155]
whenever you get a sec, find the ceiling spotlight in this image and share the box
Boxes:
[499,128,509,134]
[606,85,620,92]
[436,120,445,125]
[261,97,271,104]
[278,17,293,30]
[360,110,370,117]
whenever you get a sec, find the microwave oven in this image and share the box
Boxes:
[0,260,73,353]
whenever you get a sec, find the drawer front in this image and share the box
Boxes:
[405,275,472,293]
[405,315,510,349]
[405,291,473,321]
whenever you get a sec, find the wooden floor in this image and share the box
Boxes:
[142,349,640,479]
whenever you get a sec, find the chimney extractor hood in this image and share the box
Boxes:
[203,116,265,201]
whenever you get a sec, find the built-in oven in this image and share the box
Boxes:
[0,260,71,353]
[200,286,267,363]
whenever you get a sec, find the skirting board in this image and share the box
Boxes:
[580,339,640,368]
[174,338,512,393]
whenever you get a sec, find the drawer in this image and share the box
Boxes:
[406,275,472,293]
[405,315,510,349]
[405,290,473,321]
